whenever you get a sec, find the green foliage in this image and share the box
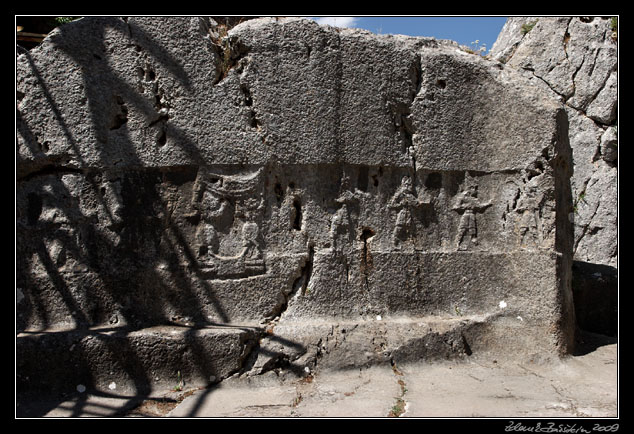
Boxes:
[389,398,406,417]
[173,370,184,392]
[54,17,79,26]
[521,20,538,35]
[610,17,617,41]
[573,191,587,214]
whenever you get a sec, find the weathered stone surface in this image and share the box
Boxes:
[490,16,617,268]
[490,17,618,120]
[490,17,617,336]
[17,17,575,394]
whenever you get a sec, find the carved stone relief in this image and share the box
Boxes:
[330,172,369,254]
[514,170,546,249]
[452,175,492,251]
[388,174,431,249]
[190,167,266,278]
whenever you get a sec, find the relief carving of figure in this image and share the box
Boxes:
[203,221,265,277]
[191,172,230,257]
[240,221,263,261]
[453,180,492,251]
[330,203,348,253]
[388,175,430,249]
[190,167,266,278]
[516,182,543,249]
[331,173,368,253]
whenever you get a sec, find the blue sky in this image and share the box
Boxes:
[307,17,508,53]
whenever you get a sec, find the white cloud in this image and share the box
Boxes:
[312,17,359,28]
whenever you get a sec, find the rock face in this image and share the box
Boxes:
[490,17,617,336]
[16,17,575,396]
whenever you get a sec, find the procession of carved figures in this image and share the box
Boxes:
[188,167,547,277]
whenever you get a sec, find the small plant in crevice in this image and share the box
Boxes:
[573,190,587,215]
[54,17,79,26]
[207,23,233,83]
[173,370,184,392]
[610,17,617,42]
[291,392,303,408]
[389,397,407,417]
[521,20,538,35]
[209,22,248,84]
[468,40,488,56]
[218,25,233,79]
[387,360,408,417]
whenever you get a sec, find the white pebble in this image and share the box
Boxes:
[108,382,117,390]
[499,300,507,309]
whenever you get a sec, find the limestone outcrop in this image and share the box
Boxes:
[17,17,575,396]
[490,17,617,336]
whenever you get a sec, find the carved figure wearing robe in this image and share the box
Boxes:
[453,184,491,251]
[516,185,542,248]
[330,174,368,253]
[388,175,429,249]
[191,173,230,257]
